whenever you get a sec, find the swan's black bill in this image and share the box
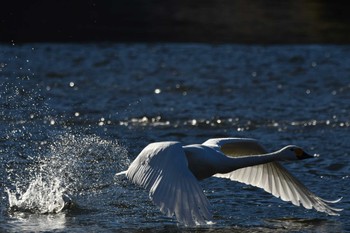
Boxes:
[299,151,317,160]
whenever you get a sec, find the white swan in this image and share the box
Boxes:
[116,138,342,226]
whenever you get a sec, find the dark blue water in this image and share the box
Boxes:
[0,43,349,232]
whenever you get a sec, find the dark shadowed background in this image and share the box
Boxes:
[1,0,350,43]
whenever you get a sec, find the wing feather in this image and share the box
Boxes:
[206,138,342,215]
[126,141,212,226]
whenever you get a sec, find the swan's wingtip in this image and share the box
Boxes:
[328,209,343,216]
[320,196,343,216]
[115,170,127,176]
[321,196,343,204]
[332,196,343,203]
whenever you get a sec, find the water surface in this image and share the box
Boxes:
[0,43,349,232]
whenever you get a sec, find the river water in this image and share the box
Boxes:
[0,43,349,232]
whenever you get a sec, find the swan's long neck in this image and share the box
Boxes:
[218,151,282,174]
[185,145,285,180]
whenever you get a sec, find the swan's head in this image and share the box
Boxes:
[279,145,316,161]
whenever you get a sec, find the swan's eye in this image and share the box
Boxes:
[294,148,304,157]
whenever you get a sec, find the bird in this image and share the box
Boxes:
[116,137,342,226]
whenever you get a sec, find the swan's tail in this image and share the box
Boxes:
[115,170,127,176]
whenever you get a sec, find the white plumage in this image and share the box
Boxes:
[117,138,342,226]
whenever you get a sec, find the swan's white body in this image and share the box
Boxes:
[117,138,341,226]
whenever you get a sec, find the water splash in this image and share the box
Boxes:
[6,176,68,213]
[6,133,130,214]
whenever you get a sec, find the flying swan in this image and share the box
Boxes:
[116,138,342,226]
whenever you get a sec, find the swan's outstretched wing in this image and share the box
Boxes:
[203,138,267,156]
[126,141,212,226]
[203,138,342,215]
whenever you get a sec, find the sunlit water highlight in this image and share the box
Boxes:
[0,43,349,232]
